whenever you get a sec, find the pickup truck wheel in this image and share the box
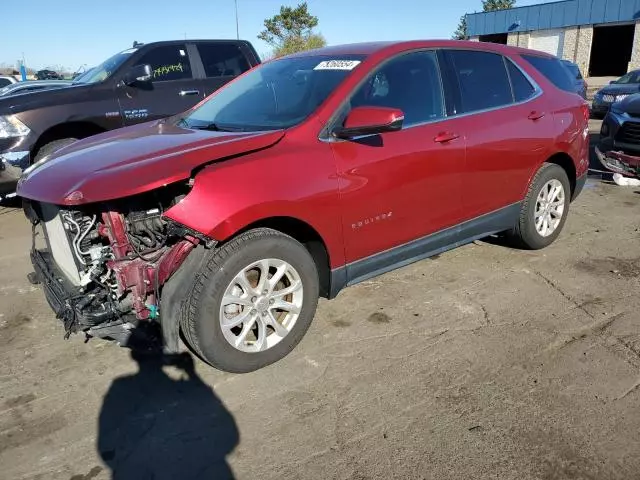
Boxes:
[181,228,319,373]
[509,163,570,250]
[33,138,77,163]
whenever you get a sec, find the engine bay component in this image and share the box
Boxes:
[25,183,205,342]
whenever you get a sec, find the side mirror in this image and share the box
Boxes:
[124,64,152,86]
[333,106,404,139]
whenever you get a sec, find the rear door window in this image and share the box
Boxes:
[446,50,513,113]
[506,61,536,102]
[135,45,193,82]
[197,43,251,78]
[522,54,574,93]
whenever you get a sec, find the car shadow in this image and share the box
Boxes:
[97,350,239,480]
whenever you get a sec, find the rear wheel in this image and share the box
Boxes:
[181,228,319,373]
[33,138,77,163]
[509,163,570,250]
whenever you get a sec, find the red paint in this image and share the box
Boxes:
[343,106,403,129]
[17,121,284,205]
[101,212,130,259]
[19,40,589,272]
[100,210,197,319]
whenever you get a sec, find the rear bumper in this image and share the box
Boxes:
[573,172,587,200]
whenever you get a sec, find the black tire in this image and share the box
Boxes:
[508,163,571,250]
[181,228,320,373]
[33,138,77,163]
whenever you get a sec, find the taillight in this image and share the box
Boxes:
[581,103,590,123]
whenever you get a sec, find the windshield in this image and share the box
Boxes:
[73,67,94,83]
[184,55,366,131]
[73,49,137,84]
[615,71,640,84]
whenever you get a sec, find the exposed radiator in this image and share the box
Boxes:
[39,203,81,286]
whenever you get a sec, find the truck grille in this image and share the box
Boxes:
[616,122,640,146]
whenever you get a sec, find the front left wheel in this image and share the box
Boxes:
[181,228,320,373]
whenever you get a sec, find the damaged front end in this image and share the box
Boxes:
[24,183,213,349]
[597,102,640,179]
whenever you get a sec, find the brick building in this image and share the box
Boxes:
[466,0,640,77]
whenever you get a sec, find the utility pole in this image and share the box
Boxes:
[234,0,239,39]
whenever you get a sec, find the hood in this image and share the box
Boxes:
[612,93,640,116]
[598,83,640,96]
[0,83,90,114]
[17,120,285,205]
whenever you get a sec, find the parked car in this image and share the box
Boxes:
[561,59,587,99]
[35,69,63,80]
[591,69,640,117]
[0,80,73,97]
[0,75,18,88]
[0,39,261,200]
[18,40,589,372]
[596,93,640,178]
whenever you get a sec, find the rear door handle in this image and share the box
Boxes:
[528,111,545,120]
[179,90,200,96]
[434,131,460,143]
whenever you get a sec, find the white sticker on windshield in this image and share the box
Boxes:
[179,49,186,56]
[314,60,361,71]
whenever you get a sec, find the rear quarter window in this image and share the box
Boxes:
[522,54,575,93]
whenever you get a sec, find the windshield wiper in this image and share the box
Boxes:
[192,123,243,132]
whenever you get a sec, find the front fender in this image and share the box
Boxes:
[164,145,345,268]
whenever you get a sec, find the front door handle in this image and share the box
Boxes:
[434,131,460,143]
[528,111,545,120]
[179,89,200,96]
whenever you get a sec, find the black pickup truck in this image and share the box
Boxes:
[0,39,261,200]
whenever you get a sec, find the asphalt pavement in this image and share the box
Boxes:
[1,120,639,479]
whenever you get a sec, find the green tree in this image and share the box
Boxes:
[452,15,468,40]
[481,0,516,9]
[453,0,516,40]
[258,2,327,57]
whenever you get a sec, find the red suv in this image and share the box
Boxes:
[18,41,589,372]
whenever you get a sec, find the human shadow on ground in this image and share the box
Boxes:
[97,350,239,480]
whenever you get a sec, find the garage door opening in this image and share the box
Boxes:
[589,24,635,77]
[528,29,565,57]
[479,33,508,44]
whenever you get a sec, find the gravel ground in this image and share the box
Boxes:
[1,123,639,480]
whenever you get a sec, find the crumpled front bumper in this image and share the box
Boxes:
[595,146,640,178]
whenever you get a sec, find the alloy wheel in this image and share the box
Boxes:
[535,179,565,237]
[219,258,304,353]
